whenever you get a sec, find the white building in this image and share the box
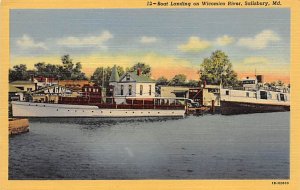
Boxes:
[31,84,72,103]
[109,65,156,104]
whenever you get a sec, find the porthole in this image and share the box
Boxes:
[125,112,127,113]
[110,111,112,113]
[148,112,150,114]
[133,112,135,113]
[56,109,58,111]
[43,105,45,107]
[68,110,70,111]
[92,111,94,113]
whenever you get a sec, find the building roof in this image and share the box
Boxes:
[9,85,24,93]
[109,65,120,82]
[120,72,156,83]
[10,80,35,84]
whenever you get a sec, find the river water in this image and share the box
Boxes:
[9,112,289,179]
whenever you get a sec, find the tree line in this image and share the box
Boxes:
[9,51,288,88]
[9,55,87,82]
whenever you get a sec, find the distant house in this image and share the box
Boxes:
[9,85,24,101]
[109,65,156,104]
[31,84,71,103]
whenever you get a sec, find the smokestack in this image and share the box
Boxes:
[137,68,142,76]
[256,75,264,83]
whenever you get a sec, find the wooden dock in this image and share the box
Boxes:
[186,107,211,115]
[9,118,29,135]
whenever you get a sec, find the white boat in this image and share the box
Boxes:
[11,99,186,118]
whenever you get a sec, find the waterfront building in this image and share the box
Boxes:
[31,84,71,103]
[159,86,190,98]
[9,84,24,101]
[202,85,220,106]
[10,80,37,92]
[109,65,156,104]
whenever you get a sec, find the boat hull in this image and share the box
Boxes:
[220,100,290,115]
[11,101,185,118]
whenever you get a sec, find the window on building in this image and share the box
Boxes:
[128,85,132,95]
[121,85,124,95]
[260,91,268,99]
[149,85,152,95]
[126,75,130,81]
[225,90,229,95]
[280,94,285,101]
[140,85,143,95]
[246,92,249,97]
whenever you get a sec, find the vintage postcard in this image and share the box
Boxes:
[0,0,299,189]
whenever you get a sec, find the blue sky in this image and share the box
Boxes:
[10,8,290,81]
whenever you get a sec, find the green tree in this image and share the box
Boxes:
[9,64,30,82]
[199,50,238,86]
[186,80,199,87]
[170,74,187,86]
[127,62,151,77]
[34,62,60,78]
[91,66,124,87]
[276,80,284,86]
[59,55,87,80]
[156,76,169,85]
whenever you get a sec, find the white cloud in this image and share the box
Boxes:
[178,36,211,52]
[215,35,234,46]
[140,36,158,43]
[57,31,113,48]
[237,30,281,49]
[16,34,47,50]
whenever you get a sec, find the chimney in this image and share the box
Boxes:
[137,68,142,76]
